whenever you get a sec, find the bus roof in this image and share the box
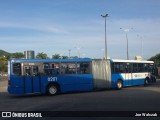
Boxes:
[111,59,154,63]
[9,58,92,63]
[9,58,154,64]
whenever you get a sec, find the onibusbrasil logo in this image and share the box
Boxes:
[1,112,42,118]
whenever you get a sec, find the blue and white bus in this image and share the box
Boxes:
[110,59,156,89]
[8,58,156,95]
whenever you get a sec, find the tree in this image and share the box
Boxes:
[52,54,60,59]
[61,56,68,59]
[12,52,24,59]
[70,56,78,58]
[0,56,7,72]
[36,52,48,59]
[148,53,160,77]
[5,53,12,60]
[148,53,160,67]
[52,54,69,59]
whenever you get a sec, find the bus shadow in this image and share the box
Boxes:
[8,89,117,99]
[8,93,46,99]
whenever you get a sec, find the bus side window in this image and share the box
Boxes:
[78,63,90,74]
[119,63,125,73]
[24,66,31,76]
[13,63,21,76]
[113,63,125,73]
[43,63,60,75]
[125,63,131,73]
[133,63,138,72]
[148,64,154,72]
[114,63,119,73]
[53,63,60,75]
[33,66,39,76]
[68,63,76,74]
[60,63,66,74]
[138,63,144,72]
[144,64,149,72]
[60,63,76,74]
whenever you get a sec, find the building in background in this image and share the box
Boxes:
[135,56,143,61]
[24,50,35,59]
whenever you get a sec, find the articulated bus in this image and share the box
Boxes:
[8,58,156,95]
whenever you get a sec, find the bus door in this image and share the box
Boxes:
[11,63,25,94]
[24,66,41,93]
[124,63,132,86]
[32,66,41,93]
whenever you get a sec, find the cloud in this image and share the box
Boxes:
[110,18,160,33]
[0,21,68,34]
[0,18,159,59]
[86,18,160,59]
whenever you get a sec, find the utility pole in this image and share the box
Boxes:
[101,14,109,59]
[120,28,133,60]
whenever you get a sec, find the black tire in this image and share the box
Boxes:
[47,84,59,95]
[116,80,123,89]
[144,78,149,86]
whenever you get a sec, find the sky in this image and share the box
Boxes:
[0,0,160,60]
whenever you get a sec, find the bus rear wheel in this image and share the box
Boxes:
[116,80,123,89]
[47,84,59,95]
[144,78,149,86]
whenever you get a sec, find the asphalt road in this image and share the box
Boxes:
[0,80,160,119]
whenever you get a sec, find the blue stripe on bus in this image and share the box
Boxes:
[111,73,145,88]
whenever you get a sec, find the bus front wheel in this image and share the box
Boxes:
[116,80,123,89]
[47,84,59,95]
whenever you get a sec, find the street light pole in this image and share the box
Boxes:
[101,48,105,59]
[141,38,143,58]
[126,33,129,60]
[120,28,132,60]
[101,14,109,59]
[68,49,71,58]
[75,47,81,58]
[137,34,143,58]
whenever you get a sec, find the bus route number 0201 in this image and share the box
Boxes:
[48,77,57,82]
